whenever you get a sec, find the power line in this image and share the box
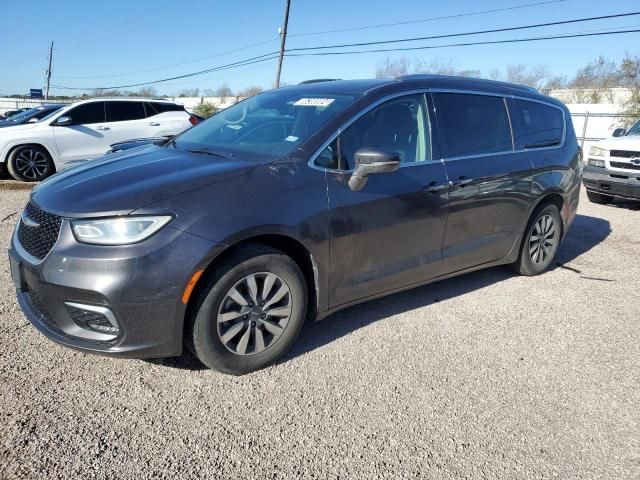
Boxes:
[288,0,567,37]
[55,38,280,80]
[52,11,640,91]
[287,11,640,52]
[52,53,280,90]
[284,28,640,57]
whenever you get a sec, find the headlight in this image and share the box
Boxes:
[589,146,608,157]
[588,158,605,168]
[71,216,172,245]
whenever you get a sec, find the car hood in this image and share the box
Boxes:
[594,135,640,151]
[32,145,258,218]
[0,122,39,134]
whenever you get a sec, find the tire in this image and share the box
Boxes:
[586,190,613,205]
[189,245,307,375]
[511,203,562,276]
[7,145,54,182]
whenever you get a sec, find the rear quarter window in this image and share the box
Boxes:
[106,101,146,122]
[145,102,185,117]
[433,93,512,158]
[509,99,564,149]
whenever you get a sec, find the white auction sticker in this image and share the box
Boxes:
[294,98,335,107]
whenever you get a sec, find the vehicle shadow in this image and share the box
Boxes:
[152,213,610,371]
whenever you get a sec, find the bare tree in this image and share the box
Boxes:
[177,88,200,98]
[620,54,640,125]
[237,86,264,98]
[569,56,619,103]
[215,83,233,101]
[375,57,411,78]
[504,64,549,89]
[413,57,458,75]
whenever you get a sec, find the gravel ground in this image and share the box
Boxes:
[0,188,638,479]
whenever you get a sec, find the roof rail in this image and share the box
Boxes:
[298,78,342,85]
[396,74,540,93]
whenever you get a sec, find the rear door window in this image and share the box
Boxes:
[67,102,106,125]
[106,101,146,122]
[509,99,564,149]
[433,93,512,158]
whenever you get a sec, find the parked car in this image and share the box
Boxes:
[0,104,68,129]
[0,98,198,181]
[583,120,640,204]
[2,108,31,118]
[8,75,581,375]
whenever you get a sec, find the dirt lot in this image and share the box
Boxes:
[0,187,638,479]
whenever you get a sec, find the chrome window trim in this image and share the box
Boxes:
[308,87,567,172]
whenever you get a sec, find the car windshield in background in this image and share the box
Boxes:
[173,89,359,158]
[5,108,40,122]
[627,120,640,136]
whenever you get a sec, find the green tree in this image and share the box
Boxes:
[194,102,218,119]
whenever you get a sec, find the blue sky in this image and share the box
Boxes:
[0,0,639,96]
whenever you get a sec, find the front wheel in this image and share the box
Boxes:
[189,245,307,375]
[511,203,562,276]
[7,145,54,182]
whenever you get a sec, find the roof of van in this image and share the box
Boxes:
[289,75,557,104]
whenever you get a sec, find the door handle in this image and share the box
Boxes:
[452,177,474,187]
[149,122,161,126]
[424,180,452,192]
[96,126,110,131]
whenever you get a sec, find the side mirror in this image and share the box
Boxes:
[612,127,626,137]
[348,147,401,192]
[54,116,72,126]
[27,118,38,123]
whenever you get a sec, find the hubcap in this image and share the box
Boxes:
[217,272,292,356]
[15,149,49,180]
[529,214,557,265]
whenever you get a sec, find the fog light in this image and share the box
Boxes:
[588,158,605,168]
[64,302,120,336]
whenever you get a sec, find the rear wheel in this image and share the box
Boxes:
[586,190,613,205]
[189,245,307,375]
[511,203,562,276]
[7,145,54,182]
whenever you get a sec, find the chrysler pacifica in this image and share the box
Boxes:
[9,76,581,375]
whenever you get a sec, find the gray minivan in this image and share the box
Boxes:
[9,75,581,375]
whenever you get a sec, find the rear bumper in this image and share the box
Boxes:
[582,165,640,200]
[9,221,216,359]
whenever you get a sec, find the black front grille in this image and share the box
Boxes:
[610,161,640,171]
[610,150,640,159]
[16,203,62,260]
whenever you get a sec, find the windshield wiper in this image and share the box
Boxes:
[187,147,228,158]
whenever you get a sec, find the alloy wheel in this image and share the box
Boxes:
[529,214,557,265]
[14,149,49,180]
[217,272,292,355]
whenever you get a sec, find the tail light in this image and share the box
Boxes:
[189,115,199,126]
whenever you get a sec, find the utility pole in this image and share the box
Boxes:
[44,41,54,100]
[274,0,291,88]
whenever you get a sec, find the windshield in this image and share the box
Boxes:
[627,120,640,136]
[173,88,359,158]
[6,108,40,122]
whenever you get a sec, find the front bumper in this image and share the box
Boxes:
[582,164,640,200]
[9,220,216,359]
